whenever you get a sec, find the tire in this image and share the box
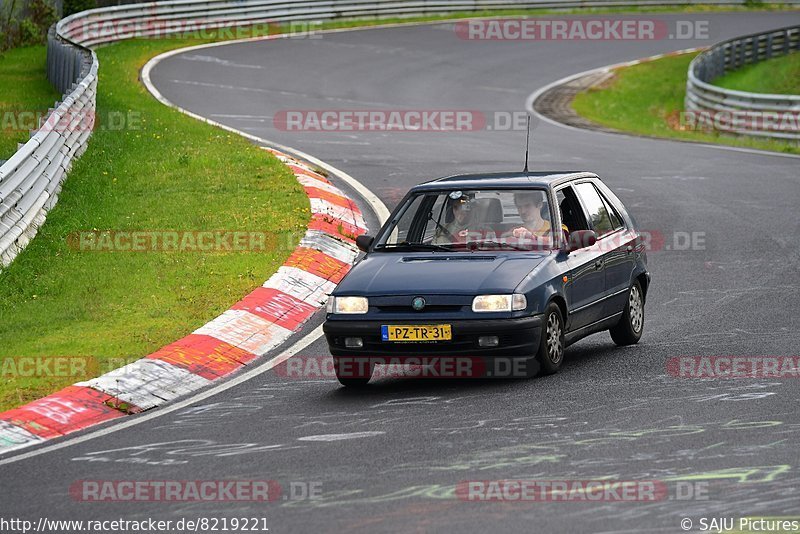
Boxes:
[535,302,565,375]
[334,357,374,388]
[610,280,644,346]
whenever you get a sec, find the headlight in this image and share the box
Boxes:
[327,296,369,314]
[472,294,527,312]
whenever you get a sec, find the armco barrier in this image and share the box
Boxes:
[2,1,800,265]
[686,25,800,140]
[0,28,95,267]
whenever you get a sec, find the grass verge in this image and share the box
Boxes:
[0,38,309,411]
[714,51,799,95]
[0,46,62,160]
[571,52,800,155]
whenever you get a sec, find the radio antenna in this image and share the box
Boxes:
[523,114,531,174]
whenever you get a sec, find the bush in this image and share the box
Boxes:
[63,0,95,17]
[0,0,58,51]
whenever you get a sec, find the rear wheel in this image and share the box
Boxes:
[610,280,644,346]
[535,302,565,375]
[334,357,374,388]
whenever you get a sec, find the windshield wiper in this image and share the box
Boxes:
[375,242,454,252]
[466,240,535,251]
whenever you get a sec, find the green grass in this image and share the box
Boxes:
[714,51,800,95]
[571,52,800,154]
[0,38,309,411]
[0,46,62,159]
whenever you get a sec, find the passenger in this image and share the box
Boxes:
[509,191,568,246]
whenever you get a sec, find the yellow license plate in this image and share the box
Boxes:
[382,324,452,342]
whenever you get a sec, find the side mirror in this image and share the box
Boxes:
[565,230,597,253]
[355,235,374,253]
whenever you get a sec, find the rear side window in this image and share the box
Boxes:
[574,182,615,236]
[598,192,624,231]
[555,186,589,232]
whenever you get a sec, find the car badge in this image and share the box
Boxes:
[411,296,426,311]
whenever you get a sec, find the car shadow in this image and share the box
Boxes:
[320,339,644,403]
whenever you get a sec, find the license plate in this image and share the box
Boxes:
[381,324,452,342]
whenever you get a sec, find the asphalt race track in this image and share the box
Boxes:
[3,11,800,533]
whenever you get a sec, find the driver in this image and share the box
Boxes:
[433,191,476,244]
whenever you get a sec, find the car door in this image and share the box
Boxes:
[573,181,636,320]
[555,184,606,332]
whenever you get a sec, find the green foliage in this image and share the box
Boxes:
[63,0,95,17]
[0,0,57,50]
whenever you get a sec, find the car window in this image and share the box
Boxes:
[384,194,426,244]
[555,186,589,232]
[574,182,614,236]
[598,191,624,231]
[375,188,555,251]
[421,194,449,242]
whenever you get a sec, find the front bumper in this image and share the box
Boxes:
[323,315,542,358]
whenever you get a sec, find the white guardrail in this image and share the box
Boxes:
[686,25,800,140]
[2,2,799,266]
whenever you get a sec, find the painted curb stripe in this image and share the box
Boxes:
[0,386,128,439]
[193,309,295,355]
[146,334,257,380]
[284,246,351,284]
[304,186,361,211]
[0,145,366,454]
[308,215,361,242]
[263,266,338,307]
[230,287,318,331]
[78,360,213,412]
[300,230,359,263]
[0,421,44,453]
[310,198,367,230]
[295,174,347,196]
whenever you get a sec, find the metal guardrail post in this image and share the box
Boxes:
[686,25,800,142]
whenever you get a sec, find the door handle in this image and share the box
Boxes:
[594,260,603,270]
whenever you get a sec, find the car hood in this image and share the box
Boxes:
[334,251,549,295]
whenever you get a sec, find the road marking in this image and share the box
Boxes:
[297,431,386,441]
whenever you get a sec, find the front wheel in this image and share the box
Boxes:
[334,357,374,388]
[535,302,565,375]
[610,280,644,346]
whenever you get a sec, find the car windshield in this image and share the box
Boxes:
[374,188,557,251]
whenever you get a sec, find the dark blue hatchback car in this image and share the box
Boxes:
[323,171,650,386]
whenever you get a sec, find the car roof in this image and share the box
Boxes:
[411,171,598,192]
